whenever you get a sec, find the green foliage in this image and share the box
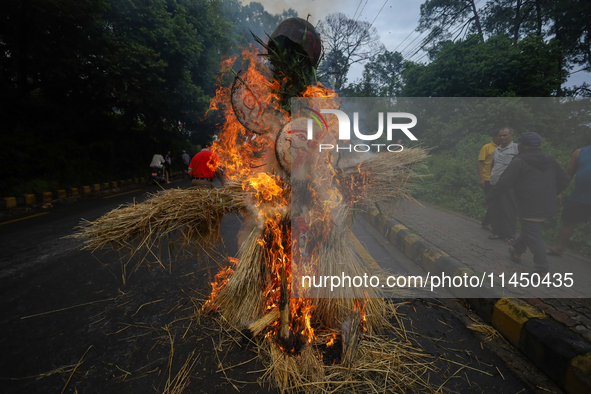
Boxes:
[341,51,404,97]
[0,0,290,197]
[401,34,564,97]
[254,33,317,112]
[221,0,298,48]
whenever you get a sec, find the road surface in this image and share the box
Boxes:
[0,178,557,393]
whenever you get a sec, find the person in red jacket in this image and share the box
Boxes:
[187,140,225,188]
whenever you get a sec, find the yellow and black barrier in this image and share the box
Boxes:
[366,207,591,394]
[1,172,182,210]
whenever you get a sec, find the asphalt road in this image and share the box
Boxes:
[0,178,558,393]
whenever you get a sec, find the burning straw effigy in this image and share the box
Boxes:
[73,17,431,393]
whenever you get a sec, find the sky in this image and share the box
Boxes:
[243,0,590,89]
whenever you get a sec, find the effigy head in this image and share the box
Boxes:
[269,17,322,67]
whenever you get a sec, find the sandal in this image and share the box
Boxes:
[506,238,515,246]
[546,248,562,256]
[488,235,502,240]
[508,247,522,263]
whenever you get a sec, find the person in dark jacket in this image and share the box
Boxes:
[547,146,591,256]
[485,132,570,273]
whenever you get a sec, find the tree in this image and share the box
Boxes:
[317,13,385,91]
[401,34,565,97]
[479,0,591,94]
[220,0,298,48]
[342,50,404,97]
[549,0,591,74]
[0,0,236,195]
[481,0,546,42]
[416,0,483,56]
[320,49,350,92]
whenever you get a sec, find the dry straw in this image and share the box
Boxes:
[72,181,247,257]
[72,148,432,392]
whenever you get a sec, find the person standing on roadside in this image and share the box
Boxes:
[181,150,191,179]
[487,127,519,244]
[477,130,502,231]
[187,141,225,188]
[486,132,570,274]
[546,145,591,256]
[164,150,172,184]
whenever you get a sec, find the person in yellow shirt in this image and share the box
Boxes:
[477,130,502,231]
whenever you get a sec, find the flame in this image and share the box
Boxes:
[354,300,368,332]
[326,332,337,347]
[242,173,285,208]
[203,45,358,352]
[203,265,234,311]
[206,46,285,181]
[302,84,339,99]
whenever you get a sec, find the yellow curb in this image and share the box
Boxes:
[565,353,591,394]
[24,194,35,205]
[57,190,67,199]
[403,233,421,257]
[102,182,109,190]
[492,298,546,347]
[42,191,52,202]
[83,186,91,194]
[3,197,16,209]
[421,248,449,271]
[453,267,476,277]
[347,230,382,274]
[368,210,379,227]
[94,184,100,192]
[388,224,407,243]
[111,181,118,188]
[71,188,79,196]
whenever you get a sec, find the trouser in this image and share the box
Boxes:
[482,181,492,226]
[490,189,516,239]
[192,179,213,188]
[513,218,548,270]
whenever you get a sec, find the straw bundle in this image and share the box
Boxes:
[204,226,268,326]
[258,325,433,394]
[336,146,429,209]
[72,181,246,256]
[299,234,389,334]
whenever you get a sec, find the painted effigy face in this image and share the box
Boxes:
[275,118,321,175]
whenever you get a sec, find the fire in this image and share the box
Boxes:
[354,300,368,332]
[204,45,353,353]
[242,173,285,208]
[326,332,337,347]
[206,46,286,181]
[302,84,338,99]
[203,265,234,312]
